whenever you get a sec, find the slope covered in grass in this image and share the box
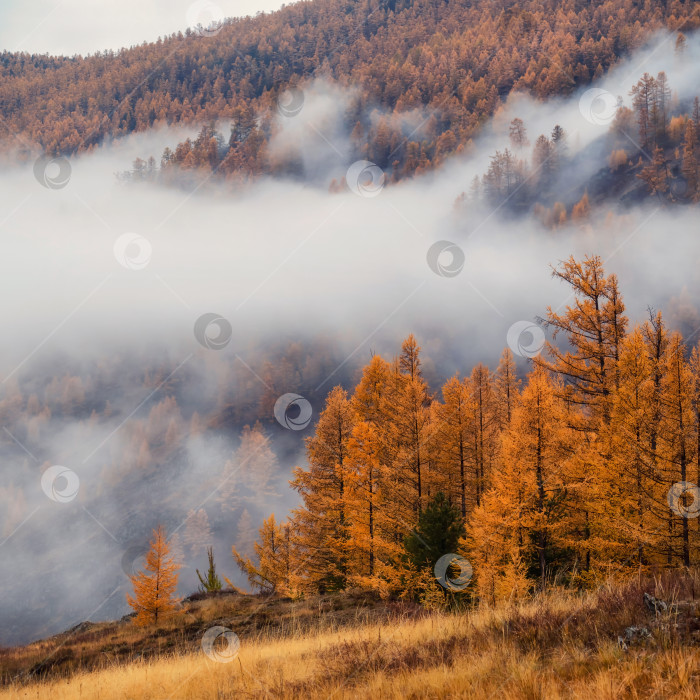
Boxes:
[2,570,700,699]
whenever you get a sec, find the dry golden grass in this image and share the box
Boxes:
[0,589,392,684]
[2,579,700,699]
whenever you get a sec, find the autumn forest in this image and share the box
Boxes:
[3,0,700,697]
[2,0,700,182]
[231,256,700,605]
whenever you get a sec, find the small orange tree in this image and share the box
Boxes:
[126,525,180,626]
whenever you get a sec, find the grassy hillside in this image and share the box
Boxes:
[2,570,700,699]
[0,589,394,685]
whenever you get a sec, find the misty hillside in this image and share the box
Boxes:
[1,0,699,182]
[2,27,700,647]
[2,0,700,697]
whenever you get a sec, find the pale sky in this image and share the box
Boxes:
[0,0,291,56]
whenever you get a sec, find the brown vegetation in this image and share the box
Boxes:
[2,571,700,698]
[2,0,700,184]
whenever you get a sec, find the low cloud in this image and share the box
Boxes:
[1,29,699,646]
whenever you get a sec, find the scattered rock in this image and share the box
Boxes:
[67,621,94,634]
[643,592,668,615]
[618,622,654,651]
[625,625,652,645]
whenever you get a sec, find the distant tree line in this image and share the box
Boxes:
[2,0,698,183]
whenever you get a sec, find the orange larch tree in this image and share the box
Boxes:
[470,366,575,595]
[290,385,354,592]
[494,347,521,428]
[345,354,404,592]
[232,514,298,596]
[658,333,697,566]
[429,375,475,520]
[126,525,180,626]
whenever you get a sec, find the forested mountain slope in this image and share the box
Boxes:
[1,0,698,178]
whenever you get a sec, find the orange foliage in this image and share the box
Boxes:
[126,525,181,626]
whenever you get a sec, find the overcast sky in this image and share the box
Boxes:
[0,0,290,56]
